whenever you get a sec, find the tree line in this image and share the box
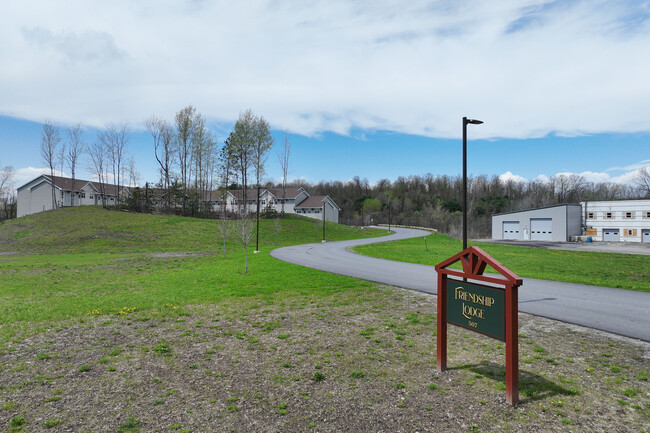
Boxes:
[37,120,139,211]
[289,170,650,238]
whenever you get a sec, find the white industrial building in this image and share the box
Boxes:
[491,204,583,242]
[582,199,650,242]
[492,200,650,243]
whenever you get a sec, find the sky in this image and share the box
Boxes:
[1,0,649,189]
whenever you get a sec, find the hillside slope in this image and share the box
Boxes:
[0,206,384,253]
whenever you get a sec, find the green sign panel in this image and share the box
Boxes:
[446,281,505,341]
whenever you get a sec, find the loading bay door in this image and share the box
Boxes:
[502,221,520,240]
[603,229,620,242]
[530,218,552,241]
[642,229,650,243]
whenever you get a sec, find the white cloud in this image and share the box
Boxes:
[532,165,650,185]
[606,159,650,172]
[499,171,526,183]
[1,1,650,139]
[21,27,126,65]
[498,156,650,186]
[14,167,65,185]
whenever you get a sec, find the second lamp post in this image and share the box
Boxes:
[462,117,484,251]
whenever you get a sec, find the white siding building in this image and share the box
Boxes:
[17,176,342,223]
[582,199,650,243]
[17,175,128,218]
[294,195,340,223]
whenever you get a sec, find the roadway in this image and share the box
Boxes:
[270,227,650,342]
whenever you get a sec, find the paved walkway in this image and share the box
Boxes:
[271,227,650,342]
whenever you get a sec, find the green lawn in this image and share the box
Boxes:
[0,206,381,253]
[353,233,650,293]
[0,207,387,326]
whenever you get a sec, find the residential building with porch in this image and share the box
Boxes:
[294,195,340,223]
[17,175,341,223]
[17,175,129,218]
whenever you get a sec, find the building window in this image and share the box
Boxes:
[587,212,594,219]
[89,195,93,199]
[645,211,650,218]
[627,229,634,236]
[315,209,320,213]
[624,212,633,219]
[605,212,613,219]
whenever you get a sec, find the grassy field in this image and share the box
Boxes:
[353,232,650,292]
[0,206,382,254]
[0,208,648,432]
[0,207,387,325]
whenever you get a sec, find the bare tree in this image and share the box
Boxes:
[40,121,61,209]
[87,140,107,207]
[127,155,140,188]
[98,124,130,208]
[277,131,291,214]
[225,110,260,271]
[272,217,281,244]
[217,137,235,257]
[252,114,274,252]
[175,105,199,212]
[146,115,175,212]
[66,123,84,206]
[551,174,585,203]
[234,211,255,274]
[634,167,650,198]
[0,165,13,196]
[228,109,256,214]
[0,165,15,220]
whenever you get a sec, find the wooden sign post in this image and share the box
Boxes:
[435,246,523,406]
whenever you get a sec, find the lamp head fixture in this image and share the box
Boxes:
[465,118,484,125]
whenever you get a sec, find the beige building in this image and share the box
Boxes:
[17,175,129,218]
[294,195,340,223]
[214,187,340,223]
[17,176,341,223]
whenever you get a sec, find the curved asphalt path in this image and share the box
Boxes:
[271,227,650,342]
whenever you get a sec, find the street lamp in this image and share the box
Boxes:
[463,117,483,251]
[322,201,326,242]
[388,202,391,233]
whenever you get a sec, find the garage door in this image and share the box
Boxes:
[530,218,552,241]
[502,221,520,240]
[603,228,620,242]
[642,229,650,243]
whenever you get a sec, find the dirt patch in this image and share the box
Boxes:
[147,252,210,258]
[0,287,648,432]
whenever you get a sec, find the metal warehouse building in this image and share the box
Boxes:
[491,204,583,242]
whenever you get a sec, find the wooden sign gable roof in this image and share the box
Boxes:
[435,246,522,286]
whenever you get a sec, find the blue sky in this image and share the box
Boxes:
[1,1,649,188]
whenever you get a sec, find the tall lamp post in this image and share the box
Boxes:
[388,202,391,233]
[462,117,484,251]
[322,201,326,242]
